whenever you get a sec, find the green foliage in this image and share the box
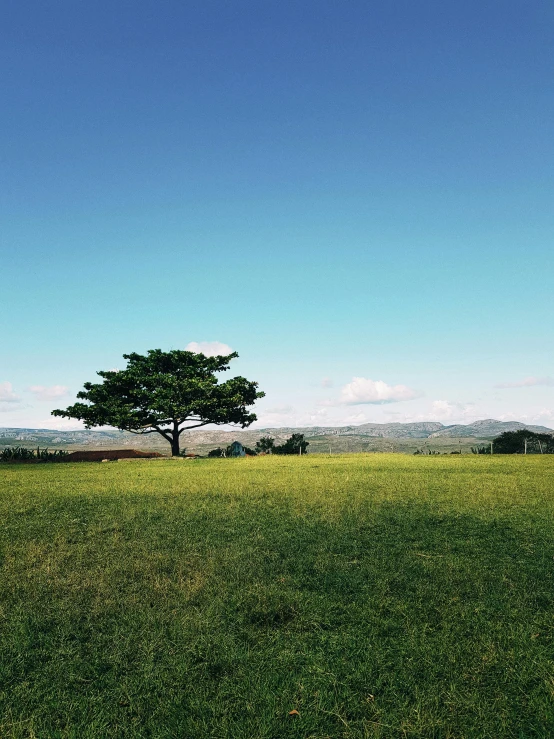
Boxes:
[208,447,225,457]
[273,433,309,455]
[52,348,264,456]
[242,446,257,456]
[0,446,36,461]
[2,455,554,737]
[471,445,492,454]
[493,430,554,454]
[255,436,275,454]
[36,447,69,461]
[0,446,69,462]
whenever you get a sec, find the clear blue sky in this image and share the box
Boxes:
[1,0,553,429]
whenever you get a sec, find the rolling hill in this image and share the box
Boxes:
[1,419,551,456]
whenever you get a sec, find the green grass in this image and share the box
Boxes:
[1,455,553,738]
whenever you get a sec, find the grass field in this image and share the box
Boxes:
[1,455,554,738]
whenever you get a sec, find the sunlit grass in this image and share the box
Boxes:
[1,454,553,737]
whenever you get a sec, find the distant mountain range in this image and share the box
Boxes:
[0,419,551,449]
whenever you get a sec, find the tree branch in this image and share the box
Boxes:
[177,420,248,435]
[128,427,173,443]
[178,421,212,435]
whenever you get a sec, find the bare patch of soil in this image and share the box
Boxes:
[64,449,165,462]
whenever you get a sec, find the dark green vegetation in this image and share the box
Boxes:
[52,349,264,456]
[472,431,554,455]
[1,456,554,738]
[206,434,308,457]
[253,434,309,456]
[272,433,309,455]
[0,447,69,462]
[492,430,554,455]
[256,436,276,454]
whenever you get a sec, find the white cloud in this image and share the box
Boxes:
[321,377,333,388]
[429,400,476,421]
[339,377,419,405]
[495,376,554,389]
[29,385,70,401]
[185,341,234,357]
[0,382,20,403]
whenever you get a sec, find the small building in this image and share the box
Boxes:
[227,441,246,457]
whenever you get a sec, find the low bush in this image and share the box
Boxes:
[0,446,69,463]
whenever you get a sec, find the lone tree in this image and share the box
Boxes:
[52,349,264,456]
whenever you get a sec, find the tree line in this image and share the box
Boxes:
[472,430,554,455]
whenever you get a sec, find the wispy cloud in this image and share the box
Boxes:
[495,376,554,389]
[0,382,20,403]
[29,385,70,401]
[339,377,419,405]
[185,341,234,357]
[321,377,333,388]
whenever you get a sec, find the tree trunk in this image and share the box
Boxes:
[171,424,180,456]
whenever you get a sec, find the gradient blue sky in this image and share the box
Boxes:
[1,0,553,430]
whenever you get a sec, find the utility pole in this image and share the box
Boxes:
[490,441,493,455]
[524,438,527,455]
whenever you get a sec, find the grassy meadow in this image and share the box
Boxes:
[1,454,554,738]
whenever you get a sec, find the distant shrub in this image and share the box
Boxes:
[0,446,69,462]
[37,447,69,461]
[1,447,36,462]
[208,447,225,458]
[471,445,491,455]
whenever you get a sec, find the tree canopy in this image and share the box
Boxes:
[255,436,275,454]
[492,430,554,454]
[52,349,264,456]
[273,433,309,455]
